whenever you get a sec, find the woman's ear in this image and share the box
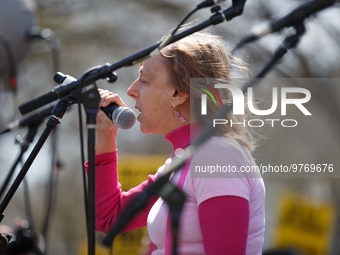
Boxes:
[172,90,190,107]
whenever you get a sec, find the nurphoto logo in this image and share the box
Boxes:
[199,82,312,128]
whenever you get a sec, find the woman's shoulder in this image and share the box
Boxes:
[188,136,264,205]
[193,136,254,165]
[190,135,263,180]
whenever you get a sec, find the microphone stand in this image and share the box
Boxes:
[0,84,100,255]
[79,80,101,255]
[159,182,187,255]
[0,98,75,230]
[0,124,40,199]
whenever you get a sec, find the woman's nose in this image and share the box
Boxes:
[127,79,139,99]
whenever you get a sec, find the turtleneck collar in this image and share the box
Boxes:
[165,123,202,152]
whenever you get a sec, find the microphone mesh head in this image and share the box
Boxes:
[112,107,136,129]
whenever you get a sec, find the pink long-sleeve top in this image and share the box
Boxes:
[85,124,265,255]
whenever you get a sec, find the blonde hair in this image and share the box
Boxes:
[159,31,256,152]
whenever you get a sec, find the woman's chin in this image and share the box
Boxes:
[138,121,148,134]
[139,126,147,134]
[137,114,149,133]
[139,123,157,135]
[137,116,162,134]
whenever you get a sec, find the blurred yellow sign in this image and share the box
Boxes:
[118,155,169,190]
[78,154,169,255]
[275,192,335,255]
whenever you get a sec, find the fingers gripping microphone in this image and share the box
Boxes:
[55,72,136,129]
[100,103,136,130]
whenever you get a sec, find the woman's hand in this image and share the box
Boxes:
[95,89,127,154]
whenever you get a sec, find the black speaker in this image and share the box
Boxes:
[0,0,36,65]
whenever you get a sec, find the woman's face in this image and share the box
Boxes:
[127,54,177,135]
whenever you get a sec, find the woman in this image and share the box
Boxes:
[87,31,265,255]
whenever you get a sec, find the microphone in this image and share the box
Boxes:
[197,0,226,9]
[100,103,136,130]
[236,0,335,47]
[55,72,136,129]
[0,104,55,135]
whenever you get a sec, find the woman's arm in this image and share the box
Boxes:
[198,196,249,255]
[85,152,158,233]
[86,90,159,233]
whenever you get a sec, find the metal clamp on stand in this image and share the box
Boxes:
[254,22,306,80]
